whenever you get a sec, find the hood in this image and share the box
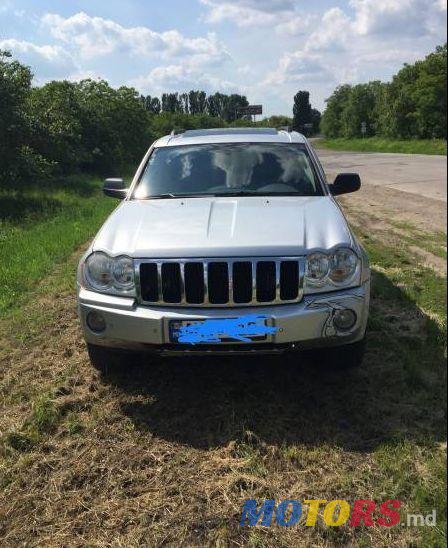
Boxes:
[92,196,354,258]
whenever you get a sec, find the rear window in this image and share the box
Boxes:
[133,143,323,198]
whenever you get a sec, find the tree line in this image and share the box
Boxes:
[321,44,447,139]
[142,91,249,121]
[0,50,259,187]
[0,48,320,189]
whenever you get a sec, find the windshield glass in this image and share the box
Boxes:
[133,143,322,198]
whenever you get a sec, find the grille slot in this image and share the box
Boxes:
[256,261,276,302]
[184,262,204,304]
[208,262,229,304]
[161,263,181,303]
[233,262,252,303]
[139,263,158,302]
[138,257,303,307]
[280,261,299,300]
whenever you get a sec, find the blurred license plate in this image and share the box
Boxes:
[169,319,268,344]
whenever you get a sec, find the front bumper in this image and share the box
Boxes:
[77,280,370,356]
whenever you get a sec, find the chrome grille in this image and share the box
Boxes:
[136,257,305,307]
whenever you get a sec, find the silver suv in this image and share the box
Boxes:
[77,128,370,371]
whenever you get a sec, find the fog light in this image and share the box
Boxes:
[333,309,357,331]
[86,310,106,333]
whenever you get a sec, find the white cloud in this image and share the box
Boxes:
[350,0,446,37]
[0,38,76,78]
[275,15,316,36]
[264,51,335,86]
[1,2,446,116]
[131,64,243,95]
[41,12,229,66]
[200,0,295,27]
[306,8,352,51]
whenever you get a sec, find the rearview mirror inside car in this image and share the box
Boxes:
[103,178,129,199]
[330,173,361,195]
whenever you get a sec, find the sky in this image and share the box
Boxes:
[0,0,446,115]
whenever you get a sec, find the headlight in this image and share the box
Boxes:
[304,247,360,294]
[85,252,113,290]
[112,256,134,289]
[84,252,135,294]
[329,248,358,284]
[305,252,330,285]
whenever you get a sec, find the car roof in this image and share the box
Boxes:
[153,127,307,147]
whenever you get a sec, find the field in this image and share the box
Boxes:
[0,176,119,316]
[316,138,447,156]
[0,178,446,546]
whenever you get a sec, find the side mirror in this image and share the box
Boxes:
[330,173,361,196]
[103,178,129,199]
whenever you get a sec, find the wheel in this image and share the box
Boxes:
[87,343,125,375]
[311,338,366,369]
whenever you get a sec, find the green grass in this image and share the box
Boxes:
[388,220,447,261]
[0,175,118,316]
[316,137,447,155]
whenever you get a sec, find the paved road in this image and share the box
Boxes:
[316,148,447,202]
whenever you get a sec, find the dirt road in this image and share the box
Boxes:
[317,148,447,203]
[315,148,447,236]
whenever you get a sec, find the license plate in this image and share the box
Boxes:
[169,315,275,344]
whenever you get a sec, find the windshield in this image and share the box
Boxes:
[133,143,323,199]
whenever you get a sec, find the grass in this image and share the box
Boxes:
[388,220,447,261]
[0,175,118,316]
[316,137,447,155]
[0,185,446,545]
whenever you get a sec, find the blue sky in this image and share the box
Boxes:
[1,0,446,115]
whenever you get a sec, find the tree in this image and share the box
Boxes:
[388,43,447,138]
[187,90,207,114]
[292,91,312,134]
[0,50,54,186]
[206,92,226,118]
[144,95,161,114]
[73,79,149,173]
[224,94,249,122]
[310,108,321,135]
[27,80,83,173]
[179,93,189,114]
[161,92,182,113]
[320,43,447,139]
[340,82,382,137]
[320,85,352,138]
[292,91,321,136]
[0,50,30,180]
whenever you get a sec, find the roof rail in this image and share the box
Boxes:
[167,127,184,143]
[277,125,291,132]
[181,127,278,138]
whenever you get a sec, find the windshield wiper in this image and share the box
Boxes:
[143,191,313,199]
[145,193,217,199]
